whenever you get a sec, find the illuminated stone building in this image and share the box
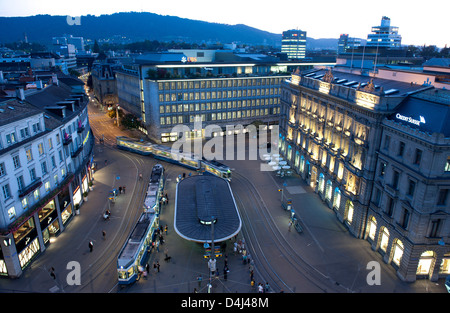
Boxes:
[279,68,450,282]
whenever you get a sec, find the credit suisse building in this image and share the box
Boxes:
[279,68,450,282]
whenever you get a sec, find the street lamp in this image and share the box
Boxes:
[116,105,120,127]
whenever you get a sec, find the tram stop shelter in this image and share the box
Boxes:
[174,175,241,243]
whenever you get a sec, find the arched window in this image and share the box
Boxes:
[392,239,404,267]
[333,188,341,209]
[345,200,354,223]
[325,180,332,200]
[318,173,325,193]
[294,151,300,168]
[416,251,436,276]
[300,155,305,173]
[368,216,377,240]
[380,227,390,252]
[440,253,450,274]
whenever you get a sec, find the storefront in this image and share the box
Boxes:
[0,248,7,276]
[13,218,40,269]
[58,186,73,225]
[38,200,60,245]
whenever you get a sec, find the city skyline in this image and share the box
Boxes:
[0,0,448,48]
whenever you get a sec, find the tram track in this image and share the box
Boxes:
[69,138,155,292]
[232,171,350,293]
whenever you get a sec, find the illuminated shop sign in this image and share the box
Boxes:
[395,113,426,126]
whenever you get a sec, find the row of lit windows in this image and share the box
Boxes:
[158,78,282,91]
[159,108,280,125]
[158,88,280,103]
[159,98,280,114]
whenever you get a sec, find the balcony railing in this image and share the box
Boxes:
[18,178,42,198]
[63,134,72,145]
[71,145,84,158]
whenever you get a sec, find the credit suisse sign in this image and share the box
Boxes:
[395,113,426,126]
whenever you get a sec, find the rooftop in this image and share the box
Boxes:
[174,175,241,243]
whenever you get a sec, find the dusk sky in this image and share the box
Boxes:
[0,0,448,47]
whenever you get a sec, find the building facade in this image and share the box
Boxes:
[91,63,119,108]
[0,77,94,278]
[279,68,450,282]
[366,16,402,48]
[115,50,333,143]
[281,30,307,60]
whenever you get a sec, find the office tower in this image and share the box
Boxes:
[366,16,402,48]
[281,29,307,60]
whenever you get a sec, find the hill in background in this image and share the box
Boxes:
[0,12,339,50]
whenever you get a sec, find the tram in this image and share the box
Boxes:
[117,212,158,285]
[116,136,231,181]
[117,164,164,285]
[143,164,164,212]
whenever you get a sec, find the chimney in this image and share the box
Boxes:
[16,88,25,101]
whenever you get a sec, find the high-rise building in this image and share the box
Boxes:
[366,16,402,48]
[281,29,307,60]
[338,34,362,54]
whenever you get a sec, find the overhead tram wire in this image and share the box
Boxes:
[233,171,353,293]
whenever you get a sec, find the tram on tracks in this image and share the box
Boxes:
[116,136,231,181]
[117,164,164,285]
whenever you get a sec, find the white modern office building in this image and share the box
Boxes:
[366,16,402,48]
[114,50,334,143]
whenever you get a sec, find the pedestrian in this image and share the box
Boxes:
[233,242,238,255]
[156,261,160,272]
[288,220,293,232]
[165,193,168,201]
[258,283,263,293]
[89,241,94,252]
[123,186,126,194]
[250,270,254,281]
[102,230,106,240]
[250,279,255,288]
[146,263,150,274]
[104,159,108,166]
[223,265,229,281]
[265,282,270,293]
[156,240,160,252]
[50,267,56,280]
[164,224,168,234]
[143,270,148,279]
[182,172,186,179]
[160,234,164,244]
[139,173,143,181]
[153,262,157,274]
[197,274,203,287]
